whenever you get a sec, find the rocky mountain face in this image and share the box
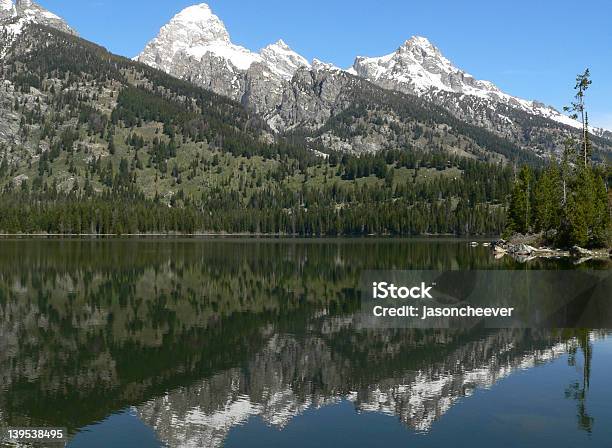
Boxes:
[136,3,611,158]
[1,0,75,144]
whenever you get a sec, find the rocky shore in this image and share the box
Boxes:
[471,238,611,263]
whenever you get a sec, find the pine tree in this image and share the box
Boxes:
[565,167,593,246]
[534,164,562,236]
[584,112,593,165]
[555,69,610,248]
[591,173,610,246]
[563,69,592,168]
[561,137,576,206]
[108,136,116,155]
[507,165,533,234]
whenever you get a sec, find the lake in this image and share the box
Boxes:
[0,239,610,448]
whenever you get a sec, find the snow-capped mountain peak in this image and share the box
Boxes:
[165,3,230,44]
[399,36,443,58]
[351,35,596,132]
[137,3,311,81]
[268,39,290,50]
[260,39,310,80]
[352,35,494,95]
[137,3,261,72]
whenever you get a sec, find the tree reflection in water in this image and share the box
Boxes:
[563,329,594,433]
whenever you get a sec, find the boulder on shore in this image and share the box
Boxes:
[491,240,508,253]
[508,243,537,256]
[570,246,593,258]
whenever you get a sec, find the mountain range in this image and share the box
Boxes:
[135,3,611,147]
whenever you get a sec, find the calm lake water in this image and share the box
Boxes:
[0,239,610,448]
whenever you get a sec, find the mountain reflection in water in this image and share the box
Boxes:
[0,239,608,448]
[136,329,597,448]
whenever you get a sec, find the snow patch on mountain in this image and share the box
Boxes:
[188,41,260,71]
[260,39,310,80]
[312,58,342,72]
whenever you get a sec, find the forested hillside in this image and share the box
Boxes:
[0,25,538,235]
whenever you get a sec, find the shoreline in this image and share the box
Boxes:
[487,238,611,263]
[0,233,497,239]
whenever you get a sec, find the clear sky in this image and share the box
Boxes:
[36,0,612,129]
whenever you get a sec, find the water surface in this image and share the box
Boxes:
[0,239,609,447]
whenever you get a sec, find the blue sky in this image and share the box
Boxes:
[37,0,612,129]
